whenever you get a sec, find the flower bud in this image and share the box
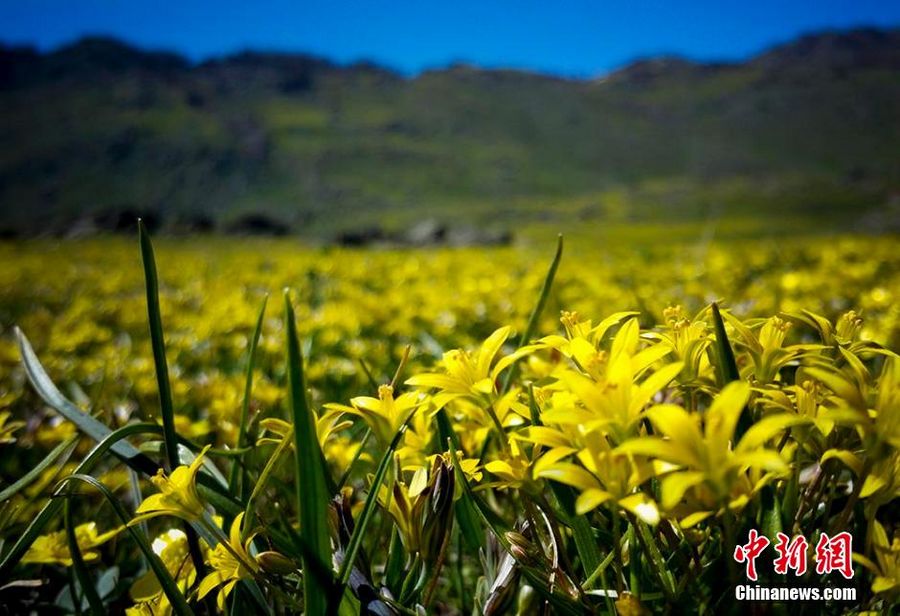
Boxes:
[255,551,297,575]
[419,458,455,561]
[504,529,544,567]
[483,550,519,616]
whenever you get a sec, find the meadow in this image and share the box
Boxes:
[0,229,898,614]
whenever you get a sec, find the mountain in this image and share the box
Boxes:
[0,28,898,237]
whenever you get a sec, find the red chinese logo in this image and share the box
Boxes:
[734,529,770,581]
[733,529,854,580]
[815,532,853,579]
[773,533,808,575]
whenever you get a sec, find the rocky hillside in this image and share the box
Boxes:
[0,27,898,236]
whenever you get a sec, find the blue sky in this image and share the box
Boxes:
[1,0,898,76]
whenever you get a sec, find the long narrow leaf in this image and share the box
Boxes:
[244,426,295,536]
[64,499,105,615]
[15,328,156,475]
[229,294,269,496]
[709,302,752,440]
[138,220,179,472]
[570,511,601,579]
[501,234,563,394]
[139,222,207,585]
[710,303,740,385]
[0,423,162,579]
[0,434,78,502]
[58,475,193,616]
[284,290,333,615]
[633,518,676,599]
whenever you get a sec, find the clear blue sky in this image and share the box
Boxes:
[1,0,898,76]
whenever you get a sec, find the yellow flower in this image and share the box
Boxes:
[618,381,804,526]
[324,384,424,446]
[197,513,260,610]
[540,318,684,444]
[427,450,483,484]
[855,521,900,600]
[406,326,529,408]
[324,434,371,473]
[132,446,211,524]
[129,529,198,615]
[22,522,120,566]
[724,312,822,384]
[173,414,212,439]
[396,409,435,470]
[647,305,711,383]
[125,600,168,616]
[0,411,24,444]
[258,407,352,449]
[536,429,659,524]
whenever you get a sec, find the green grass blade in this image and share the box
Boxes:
[501,234,563,394]
[139,223,208,589]
[570,511,601,579]
[284,290,333,615]
[0,434,78,502]
[138,220,179,472]
[15,328,156,475]
[0,423,163,580]
[357,358,379,390]
[229,294,269,496]
[384,528,406,591]
[633,518,676,600]
[334,410,417,595]
[709,302,752,440]
[127,469,150,558]
[58,475,193,616]
[64,499,105,615]
[710,303,740,385]
[244,426,295,537]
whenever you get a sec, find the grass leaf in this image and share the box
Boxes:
[284,289,333,615]
[244,425,295,537]
[139,222,208,589]
[138,220,179,472]
[0,423,163,581]
[0,434,79,502]
[15,328,157,475]
[229,294,269,497]
[64,498,105,615]
[57,474,193,616]
[501,234,563,394]
[710,302,752,440]
[710,302,740,385]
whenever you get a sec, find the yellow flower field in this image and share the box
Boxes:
[0,231,898,614]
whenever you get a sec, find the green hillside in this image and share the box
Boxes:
[1,27,898,236]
